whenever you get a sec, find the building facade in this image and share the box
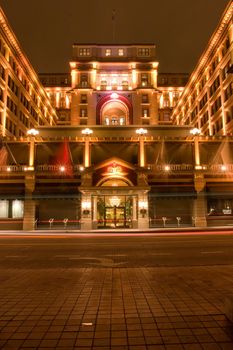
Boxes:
[172,1,233,136]
[0,2,232,231]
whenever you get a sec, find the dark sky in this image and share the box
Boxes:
[0,0,230,74]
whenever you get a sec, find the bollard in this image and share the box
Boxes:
[49,218,54,229]
[63,218,68,229]
[192,216,196,227]
[162,217,167,227]
[176,217,181,227]
[34,219,38,229]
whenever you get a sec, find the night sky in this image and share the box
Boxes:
[0,0,230,74]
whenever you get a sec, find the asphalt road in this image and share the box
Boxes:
[0,231,233,268]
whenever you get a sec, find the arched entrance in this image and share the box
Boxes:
[96,94,133,125]
[96,177,134,228]
[100,100,129,125]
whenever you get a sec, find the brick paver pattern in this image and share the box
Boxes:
[0,266,233,349]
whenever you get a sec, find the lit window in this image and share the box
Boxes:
[143,109,149,118]
[0,200,9,218]
[118,49,124,56]
[79,48,90,56]
[12,200,24,218]
[138,48,150,56]
[105,49,112,56]
[80,108,87,118]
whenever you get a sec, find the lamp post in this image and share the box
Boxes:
[82,128,93,168]
[27,128,39,169]
[190,128,201,168]
[136,128,147,167]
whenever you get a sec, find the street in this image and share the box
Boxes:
[0,231,233,349]
[0,231,233,268]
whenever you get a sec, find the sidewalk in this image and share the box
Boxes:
[0,265,233,349]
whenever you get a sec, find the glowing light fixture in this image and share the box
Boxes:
[7,167,11,172]
[109,196,121,207]
[190,128,201,135]
[59,166,65,172]
[164,165,170,171]
[110,92,119,99]
[27,128,39,136]
[82,128,93,135]
[221,165,227,171]
[79,165,84,171]
[136,128,147,135]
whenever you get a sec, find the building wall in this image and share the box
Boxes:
[0,8,58,138]
[172,2,233,136]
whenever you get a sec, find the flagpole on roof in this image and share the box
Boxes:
[112,9,116,43]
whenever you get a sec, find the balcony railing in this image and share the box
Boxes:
[1,164,233,174]
[148,164,233,173]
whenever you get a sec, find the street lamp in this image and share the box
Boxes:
[82,128,93,167]
[190,128,201,168]
[136,128,147,167]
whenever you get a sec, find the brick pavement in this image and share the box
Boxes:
[0,266,233,349]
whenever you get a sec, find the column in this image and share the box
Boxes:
[84,138,91,167]
[92,196,98,229]
[193,174,207,227]
[139,137,145,167]
[29,139,35,167]
[80,193,92,230]
[132,196,137,228]
[23,174,36,231]
[194,136,200,167]
[137,193,149,229]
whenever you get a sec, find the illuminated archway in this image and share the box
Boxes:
[96,94,133,125]
[97,176,133,187]
[100,100,129,125]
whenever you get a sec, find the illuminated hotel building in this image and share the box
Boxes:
[172,1,233,136]
[0,2,232,231]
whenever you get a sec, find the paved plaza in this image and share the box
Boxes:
[0,232,233,349]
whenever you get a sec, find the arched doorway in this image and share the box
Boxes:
[100,100,129,125]
[96,94,133,125]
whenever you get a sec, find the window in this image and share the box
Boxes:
[209,76,220,96]
[0,87,3,102]
[141,73,149,87]
[105,49,111,56]
[12,200,24,218]
[211,96,222,116]
[80,74,88,87]
[199,93,208,110]
[200,111,209,128]
[142,94,149,103]
[0,200,9,218]
[222,60,232,81]
[81,94,87,103]
[8,76,18,96]
[226,107,233,124]
[0,63,5,80]
[138,48,150,56]
[142,108,149,118]
[224,82,233,102]
[80,108,87,118]
[79,48,90,56]
[7,96,18,116]
[118,49,124,56]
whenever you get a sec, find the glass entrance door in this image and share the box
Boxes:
[96,195,134,229]
[105,206,126,228]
